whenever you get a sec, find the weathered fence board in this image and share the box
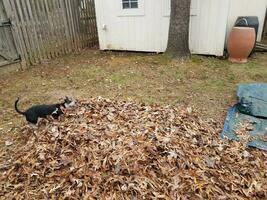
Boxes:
[0,0,20,66]
[2,0,98,66]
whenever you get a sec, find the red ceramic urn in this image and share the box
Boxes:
[227,27,256,63]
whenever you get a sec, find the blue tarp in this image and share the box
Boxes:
[221,83,267,151]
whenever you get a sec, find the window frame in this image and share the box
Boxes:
[117,0,144,17]
[122,0,139,9]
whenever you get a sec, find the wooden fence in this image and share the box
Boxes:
[0,0,20,66]
[2,0,98,66]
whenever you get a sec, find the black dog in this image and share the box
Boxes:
[15,97,74,124]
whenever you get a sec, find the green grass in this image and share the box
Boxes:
[109,73,130,84]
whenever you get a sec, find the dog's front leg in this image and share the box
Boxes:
[46,115,55,123]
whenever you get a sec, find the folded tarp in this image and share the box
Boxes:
[236,83,267,118]
[221,83,267,151]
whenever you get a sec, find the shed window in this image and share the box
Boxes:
[122,0,138,9]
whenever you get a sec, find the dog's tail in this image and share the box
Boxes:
[15,97,26,115]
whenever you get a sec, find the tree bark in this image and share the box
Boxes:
[166,0,191,57]
[263,8,267,38]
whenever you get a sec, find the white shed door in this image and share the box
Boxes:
[94,0,171,52]
[189,0,230,56]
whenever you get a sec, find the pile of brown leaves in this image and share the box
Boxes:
[0,97,266,199]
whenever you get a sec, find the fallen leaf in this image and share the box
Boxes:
[5,140,13,146]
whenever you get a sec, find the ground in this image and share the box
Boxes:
[0,49,267,146]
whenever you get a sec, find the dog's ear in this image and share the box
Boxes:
[64,96,72,103]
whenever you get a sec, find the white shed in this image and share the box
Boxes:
[94,0,267,56]
[94,0,171,52]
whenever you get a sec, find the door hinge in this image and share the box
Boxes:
[0,19,11,27]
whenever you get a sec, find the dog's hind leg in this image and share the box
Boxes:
[26,115,38,124]
[27,122,38,129]
[25,122,39,141]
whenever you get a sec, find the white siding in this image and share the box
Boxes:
[227,0,267,42]
[94,0,170,52]
[189,0,230,56]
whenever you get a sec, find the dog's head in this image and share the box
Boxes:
[63,96,76,108]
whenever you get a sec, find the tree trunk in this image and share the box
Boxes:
[263,8,267,39]
[166,0,191,57]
